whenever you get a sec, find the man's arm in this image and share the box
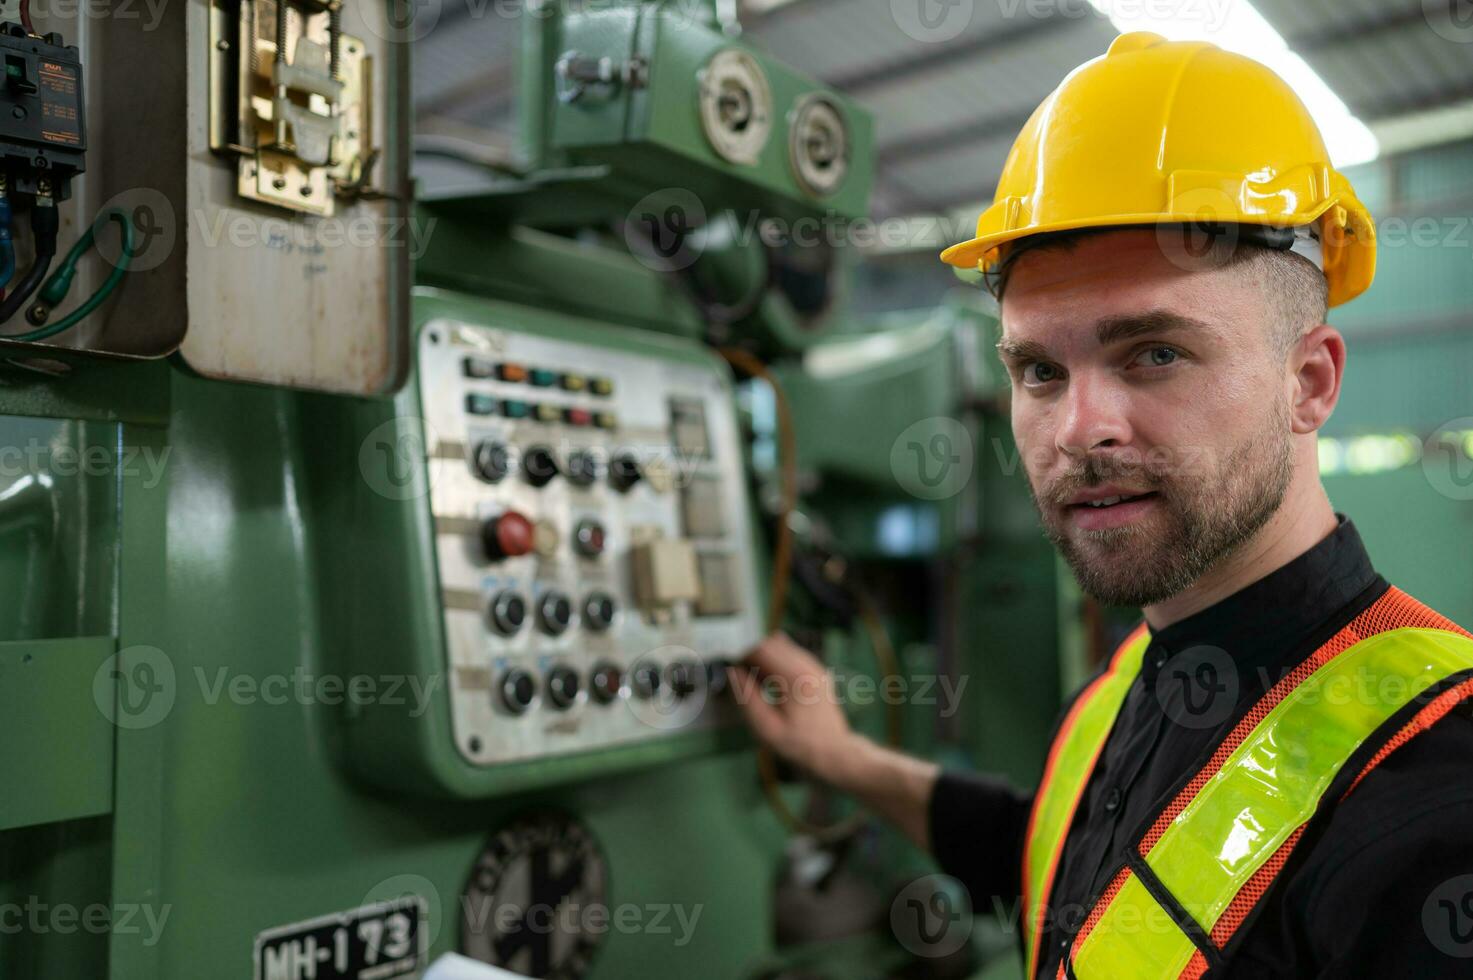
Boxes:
[727,632,942,849]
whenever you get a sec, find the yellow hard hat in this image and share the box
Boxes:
[940,31,1376,307]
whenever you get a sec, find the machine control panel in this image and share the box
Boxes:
[418,320,763,766]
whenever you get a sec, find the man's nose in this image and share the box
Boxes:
[1054,372,1131,458]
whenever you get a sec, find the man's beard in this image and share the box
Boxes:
[1027,398,1295,607]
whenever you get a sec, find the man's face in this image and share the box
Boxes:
[998,231,1297,607]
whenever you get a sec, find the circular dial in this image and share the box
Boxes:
[582,591,616,632]
[788,93,850,197]
[573,518,606,558]
[705,658,732,696]
[522,445,560,487]
[630,663,661,700]
[538,590,574,636]
[546,666,581,710]
[590,662,623,704]
[499,668,536,714]
[698,49,773,166]
[608,453,641,493]
[666,660,700,700]
[471,440,511,483]
[461,814,607,977]
[489,590,527,636]
[566,451,599,487]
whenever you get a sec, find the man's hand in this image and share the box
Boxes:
[727,631,862,783]
[728,631,942,850]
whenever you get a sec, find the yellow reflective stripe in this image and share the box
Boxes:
[1072,873,1197,978]
[1071,626,1473,979]
[1145,628,1473,935]
[1023,627,1151,977]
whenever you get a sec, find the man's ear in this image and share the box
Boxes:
[1290,324,1345,434]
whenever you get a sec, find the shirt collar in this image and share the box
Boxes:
[1143,513,1383,679]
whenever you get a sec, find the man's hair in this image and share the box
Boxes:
[984,226,1329,361]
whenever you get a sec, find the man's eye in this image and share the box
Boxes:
[1022,362,1061,385]
[1134,346,1179,367]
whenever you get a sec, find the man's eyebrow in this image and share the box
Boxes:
[1094,310,1215,346]
[995,336,1052,363]
[996,310,1216,362]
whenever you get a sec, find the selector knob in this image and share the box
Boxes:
[523,445,560,487]
[481,511,535,562]
[566,451,599,487]
[489,590,527,635]
[667,660,700,700]
[538,590,574,636]
[573,518,607,558]
[590,662,623,704]
[609,453,642,493]
[500,668,537,714]
[706,658,733,696]
[631,663,661,700]
[471,440,511,483]
[547,666,581,710]
[583,591,616,632]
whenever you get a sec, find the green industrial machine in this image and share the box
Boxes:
[0,3,1069,980]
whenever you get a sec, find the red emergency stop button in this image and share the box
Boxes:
[482,510,534,561]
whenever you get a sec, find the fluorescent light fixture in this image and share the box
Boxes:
[1085,0,1379,166]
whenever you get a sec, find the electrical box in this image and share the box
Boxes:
[0,1,412,396]
[330,289,765,795]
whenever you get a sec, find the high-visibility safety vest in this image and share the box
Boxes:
[1023,586,1473,979]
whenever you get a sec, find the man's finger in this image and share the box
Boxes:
[742,631,822,679]
[727,665,785,745]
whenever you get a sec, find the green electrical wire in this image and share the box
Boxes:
[5,208,134,344]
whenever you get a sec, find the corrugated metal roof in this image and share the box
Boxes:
[412,0,1473,217]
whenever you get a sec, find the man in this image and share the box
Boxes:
[729,32,1473,980]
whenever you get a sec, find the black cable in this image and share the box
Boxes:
[0,201,58,324]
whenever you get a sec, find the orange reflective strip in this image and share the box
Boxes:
[1060,587,1473,978]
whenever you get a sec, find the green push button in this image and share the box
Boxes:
[465,393,498,416]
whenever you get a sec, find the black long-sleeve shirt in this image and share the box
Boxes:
[929,515,1473,977]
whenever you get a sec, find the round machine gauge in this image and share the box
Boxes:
[788,93,849,197]
[462,812,609,979]
[698,48,773,166]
